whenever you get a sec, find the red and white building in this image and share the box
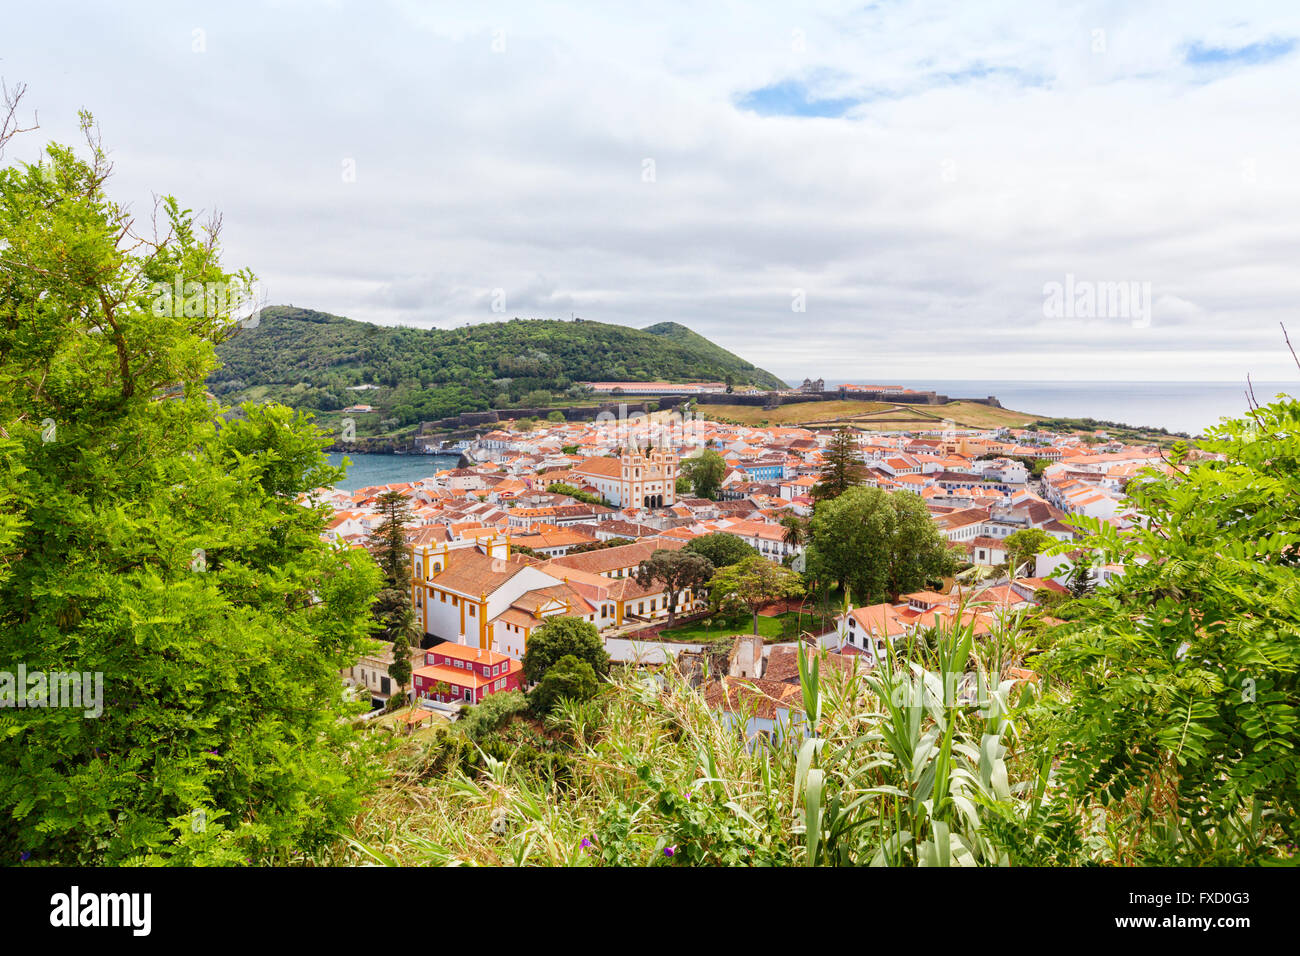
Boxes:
[412,642,524,705]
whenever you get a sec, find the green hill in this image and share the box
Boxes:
[641,321,786,389]
[210,308,786,426]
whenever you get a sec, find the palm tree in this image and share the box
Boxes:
[780,513,807,549]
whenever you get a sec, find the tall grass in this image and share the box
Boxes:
[316,612,1079,866]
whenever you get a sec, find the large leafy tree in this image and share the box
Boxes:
[684,531,757,568]
[0,111,382,864]
[706,555,803,635]
[634,549,714,628]
[522,616,609,684]
[812,428,866,501]
[1041,395,1300,863]
[680,448,727,500]
[806,486,954,603]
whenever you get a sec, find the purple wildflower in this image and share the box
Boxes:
[580,838,592,851]
[664,845,676,858]
[20,851,31,862]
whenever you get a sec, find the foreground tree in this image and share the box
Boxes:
[806,486,954,602]
[522,617,609,684]
[634,549,714,628]
[0,113,382,864]
[1041,392,1300,863]
[812,428,866,501]
[707,555,804,635]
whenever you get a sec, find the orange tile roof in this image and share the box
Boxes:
[427,642,515,666]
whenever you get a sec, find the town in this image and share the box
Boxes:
[319,382,1180,733]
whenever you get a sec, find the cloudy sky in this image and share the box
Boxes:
[6,1,1300,382]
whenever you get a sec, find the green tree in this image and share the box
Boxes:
[812,428,866,501]
[566,537,633,554]
[522,617,609,684]
[634,549,714,628]
[685,531,758,568]
[1003,528,1053,577]
[706,555,804,635]
[806,486,954,603]
[369,490,413,586]
[1064,554,1094,598]
[680,448,727,500]
[0,115,382,864]
[1040,392,1300,863]
[779,513,807,549]
[530,654,599,715]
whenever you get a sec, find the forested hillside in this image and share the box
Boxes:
[210,307,787,425]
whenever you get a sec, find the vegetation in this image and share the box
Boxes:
[1038,398,1300,863]
[530,655,601,715]
[684,532,758,568]
[679,448,727,500]
[707,556,805,636]
[634,550,714,628]
[1003,528,1054,577]
[805,486,956,603]
[811,428,866,501]
[212,308,785,428]
[565,537,634,555]
[1031,415,1191,442]
[329,619,1056,866]
[521,618,610,685]
[546,481,607,506]
[0,115,383,864]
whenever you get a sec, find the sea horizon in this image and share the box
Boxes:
[818,379,1297,436]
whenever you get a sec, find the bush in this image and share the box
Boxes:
[458,690,529,742]
[523,617,609,684]
[530,655,600,715]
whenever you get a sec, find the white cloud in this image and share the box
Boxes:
[5,0,1300,382]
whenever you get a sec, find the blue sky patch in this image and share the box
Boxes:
[734,79,862,118]
[1184,37,1296,67]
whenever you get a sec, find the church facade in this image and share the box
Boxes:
[569,446,678,509]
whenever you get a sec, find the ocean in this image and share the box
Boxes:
[834,380,1297,436]
[326,452,462,491]
[325,380,1297,489]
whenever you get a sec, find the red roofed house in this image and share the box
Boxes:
[412,642,524,705]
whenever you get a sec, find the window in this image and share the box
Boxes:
[468,604,476,617]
